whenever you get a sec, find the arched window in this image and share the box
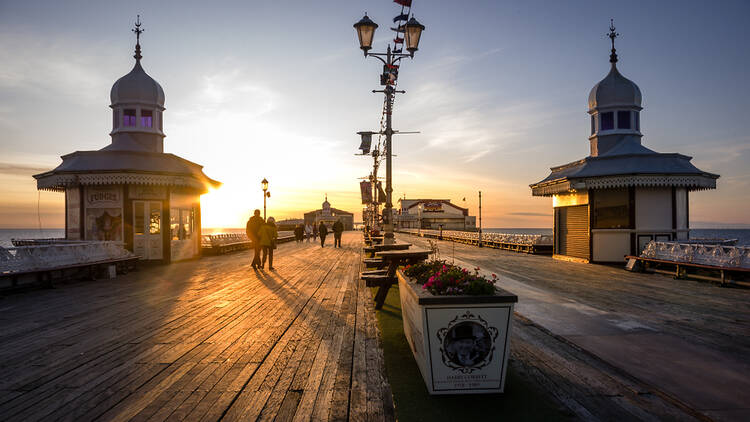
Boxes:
[123,109,136,126]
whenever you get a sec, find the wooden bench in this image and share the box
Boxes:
[362,274,391,288]
[371,249,431,309]
[363,258,387,269]
[625,255,750,287]
[1,256,139,290]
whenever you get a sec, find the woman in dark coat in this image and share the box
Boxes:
[318,222,328,247]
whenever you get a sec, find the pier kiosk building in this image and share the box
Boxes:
[33,21,220,263]
[396,199,476,231]
[530,25,718,263]
[304,196,354,230]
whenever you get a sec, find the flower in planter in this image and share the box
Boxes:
[405,260,496,296]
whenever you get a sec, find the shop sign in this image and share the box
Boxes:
[86,186,122,208]
[423,202,444,212]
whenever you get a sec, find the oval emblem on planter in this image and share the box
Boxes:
[437,311,499,373]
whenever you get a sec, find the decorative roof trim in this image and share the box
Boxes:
[35,172,214,193]
[531,174,717,196]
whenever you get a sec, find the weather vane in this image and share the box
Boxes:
[608,18,619,64]
[132,15,144,61]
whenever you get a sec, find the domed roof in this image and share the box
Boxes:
[588,64,641,110]
[110,60,165,107]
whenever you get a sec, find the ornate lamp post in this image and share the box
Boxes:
[261,178,270,221]
[354,13,425,244]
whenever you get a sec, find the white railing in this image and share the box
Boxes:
[0,241,135,274]
[201,231,296,249]
[399,229,553,246]
[641,241,750,269]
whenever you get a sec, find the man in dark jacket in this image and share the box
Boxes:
[318,222,328,248]
[332,219,344,248]
[246,209,264,269]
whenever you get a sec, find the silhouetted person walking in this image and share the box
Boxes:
[246,209,264,269]
[318,222,328,247]
[312,223,318,242]
[259,217,278,270]
[333,219,344,248]
[294,224,304,243]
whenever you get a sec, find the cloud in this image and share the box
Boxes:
[506,212,552,217]
[0,162,51,176]
[0,29,111,104]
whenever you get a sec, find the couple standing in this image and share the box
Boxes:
[246,209,277,270]
[319,219,344,248]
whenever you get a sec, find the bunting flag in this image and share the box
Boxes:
[394,37,403,44]
[376,182,387,204]
[393,48,403,53]
[394,0,412,6]
[360,181,373,204]
[390,25,405,33]
[393,13,409,23]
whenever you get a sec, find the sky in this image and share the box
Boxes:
[0,0,748,229]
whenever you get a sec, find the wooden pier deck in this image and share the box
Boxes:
[0,232,393,422]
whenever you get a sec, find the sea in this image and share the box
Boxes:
[2,228,749,248]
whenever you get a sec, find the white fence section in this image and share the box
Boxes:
[641,241,750,269]
[0,241,135,274]
[399,229,553,246]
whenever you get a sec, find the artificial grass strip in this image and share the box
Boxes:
[372,285,565,422]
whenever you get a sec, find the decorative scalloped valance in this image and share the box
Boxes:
[36,172,209,193]
[532,174,716,196]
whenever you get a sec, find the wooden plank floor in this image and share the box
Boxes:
[0,232,394,422]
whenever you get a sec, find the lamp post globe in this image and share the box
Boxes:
[404,17,425,56]
[261,178,268,192]
[353,14,378,56]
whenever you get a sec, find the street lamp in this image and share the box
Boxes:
[353,14,378,56]
[353,13,425,244]
[261,178,270,220]
[404,17,425,56]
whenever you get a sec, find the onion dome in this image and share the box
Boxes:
[588,20,641,111]
[588,66,641,110]
[110,61,165,107]
[109,16,164,108]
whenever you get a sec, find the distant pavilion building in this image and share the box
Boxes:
[530,23,718,263]
[33,19,220,262]
[304,196,354,230]
[396,198,476,231]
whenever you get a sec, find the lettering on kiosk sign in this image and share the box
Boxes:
[423,202,443,212]
[86,187,122,208]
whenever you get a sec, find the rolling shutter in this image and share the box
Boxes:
[557,205,589,260]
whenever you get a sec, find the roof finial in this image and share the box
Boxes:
[608,18,619,64]
[132,15,144,61]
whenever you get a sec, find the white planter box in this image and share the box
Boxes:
[398,270,518,395]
